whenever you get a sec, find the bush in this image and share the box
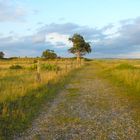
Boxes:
[42,49,57,59]
[84,58,92,61]
[28,64,60,71]
[9,65,23,69]
[115,63,136,70]
[33,60,38,63]
[41,64,60,71]
[28,64,37,70]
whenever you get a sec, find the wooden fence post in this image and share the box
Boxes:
[36,59,41,82]
[71,60,73,70]
[55,59,59,75]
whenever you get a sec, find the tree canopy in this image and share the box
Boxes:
[0,51,4,59]
[68,34,92,61]
[42,49,57,59]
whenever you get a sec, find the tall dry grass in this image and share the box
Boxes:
[93,59,140,94]
[0,58,84,139]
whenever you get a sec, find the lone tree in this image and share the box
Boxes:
[68,34,92,61]
[0,51,4,59]
[42,49,57,59]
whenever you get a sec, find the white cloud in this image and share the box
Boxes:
[32,34,46,44]
[45,32,71,47]
[0,0,27,22]
[1,16,140,58]
[103,24,120,39]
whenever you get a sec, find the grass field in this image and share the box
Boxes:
[93,59,140,95]
[92,59,140,123]
[1,58,140,139]
[16,59,140,140]
[0,58,83,139]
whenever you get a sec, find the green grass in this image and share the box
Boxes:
[115,63,136,70]
[67,88,79,94]
[41,63,60,71]
[91,59,140,123]
[66,88,80,100]
[2,58,140,139]
[0,58,82,139]
[55,116,81,125]
[91,60,140,95]
[101,62,140,95]
[0,76,69,139]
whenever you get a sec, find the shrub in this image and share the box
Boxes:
[42,49,57,59]
[9,65,23,69]
[33,60,38,63]
[41,64,60,71]
[84,58,92,61]
[28,64,37,70]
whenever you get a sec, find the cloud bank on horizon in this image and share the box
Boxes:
[0,0,140,58]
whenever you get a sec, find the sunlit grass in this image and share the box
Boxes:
[93,59,140,95]
[91,59,140,125]
[0,58,83,139]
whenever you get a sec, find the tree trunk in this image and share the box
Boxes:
[76,52,81,63]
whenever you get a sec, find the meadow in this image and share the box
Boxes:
[1,58,140,139]
[93,59,140,95]
[0,58,83,139]
[93,59,140,122]
[18,59,140,140]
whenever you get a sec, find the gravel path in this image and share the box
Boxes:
[15,64,140,140]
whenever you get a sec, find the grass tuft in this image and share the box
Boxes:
[9,65,23,70]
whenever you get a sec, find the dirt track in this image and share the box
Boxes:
[16,63,140,140]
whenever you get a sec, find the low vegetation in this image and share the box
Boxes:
[0,58,83,139]
[9,64,23,69]
[93,59,140,95]
[41,63,60,71]
[42,49,57,59]
[1,57,140,139]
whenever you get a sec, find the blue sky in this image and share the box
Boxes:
[0,0,140,58]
